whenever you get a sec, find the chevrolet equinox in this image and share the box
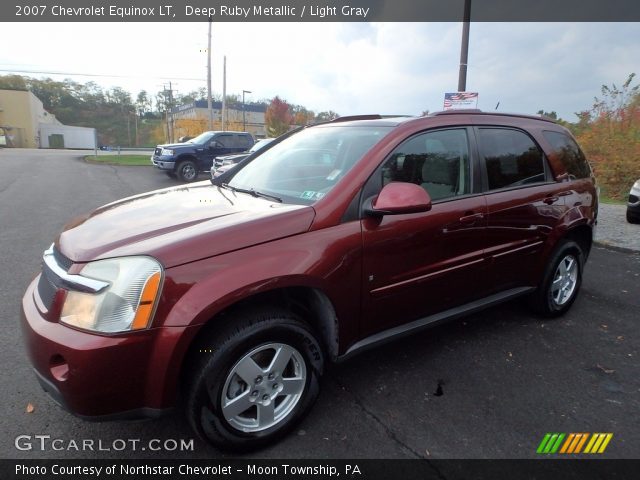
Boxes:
[22,111,597,450]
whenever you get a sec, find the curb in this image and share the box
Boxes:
[593,241,640,255]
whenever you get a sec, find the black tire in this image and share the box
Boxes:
[529,240,584,317]
[185,308,324,451]
[165,171,177,179]
[176,159,199,182]
[627,210,640,224]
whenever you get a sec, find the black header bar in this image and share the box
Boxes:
[4,0,640,22]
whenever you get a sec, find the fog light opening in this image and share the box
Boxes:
[49,355,69,382]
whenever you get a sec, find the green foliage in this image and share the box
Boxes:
[315,111,340,122]
[572,73,640,200]
[85,154,151,166]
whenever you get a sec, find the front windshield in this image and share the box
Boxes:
[249,138,274,153]
[188,132,215,144]
[228,125,392,204]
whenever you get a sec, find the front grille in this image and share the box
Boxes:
[52,246,73,271]
[37,268,59,309]
[629,194,639,203]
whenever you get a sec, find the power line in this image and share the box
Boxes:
[0,67,205,82]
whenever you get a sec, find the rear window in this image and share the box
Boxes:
[478,128,546,190]
[235,134,253,149]
[542,130,591,179]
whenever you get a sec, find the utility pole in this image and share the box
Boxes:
[242,89,251,132]
[207,17,214,130]
[222,56,227,131]
[163,82,175,143]
[168,81,174,143]
[457,0,471,92]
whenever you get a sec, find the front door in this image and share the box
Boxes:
[361,128,488,337]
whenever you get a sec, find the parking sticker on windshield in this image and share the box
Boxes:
[326,169,342,181]
[300,191,325,200]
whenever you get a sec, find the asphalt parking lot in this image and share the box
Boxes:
[0,149,638,460]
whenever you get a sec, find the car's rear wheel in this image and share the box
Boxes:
[177,159,198,182]
[185,309,323,451]
[529,239,584,317]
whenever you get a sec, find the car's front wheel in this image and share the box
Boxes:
[177,159,198,182]
[627,210,640,224]
[185,309,324,451]
[529,239,584,317]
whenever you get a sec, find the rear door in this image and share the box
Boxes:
[476,127,569,291]
[361,127,488,336]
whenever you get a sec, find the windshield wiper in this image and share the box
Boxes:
[220,183,282,203]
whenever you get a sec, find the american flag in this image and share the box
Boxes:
[444,92,478,109]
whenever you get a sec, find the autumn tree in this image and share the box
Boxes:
[573,73,640,200]
[265,96,293,137]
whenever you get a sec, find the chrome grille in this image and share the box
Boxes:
[37,267,59,309]
[52,246,73,271]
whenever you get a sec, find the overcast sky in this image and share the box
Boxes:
[0,22,638,121]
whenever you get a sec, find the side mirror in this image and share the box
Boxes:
[366,182,432,216]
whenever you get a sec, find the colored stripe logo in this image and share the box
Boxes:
[537,433,613,454]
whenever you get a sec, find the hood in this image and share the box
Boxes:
[157,142,200,150]
[57,183,315,268]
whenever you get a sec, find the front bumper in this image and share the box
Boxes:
[151,155,176,171]
[21,276,192,419]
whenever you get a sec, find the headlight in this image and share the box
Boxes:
[60,257,163,334]
[161,148,174,156]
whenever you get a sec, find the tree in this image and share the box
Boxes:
[0,74,27,91]
[136,90,152,117]
[315,110,339,122]
[265,96,293,137]
[572,73,640,200]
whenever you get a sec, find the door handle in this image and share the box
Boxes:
[543,196,559,205]
[459,212,484,224]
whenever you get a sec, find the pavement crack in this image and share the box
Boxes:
[327,374,448,479]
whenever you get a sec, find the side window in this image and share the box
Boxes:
[236,134,253,150]
[381,129,470,201]
[542,130,591,179]
[212,135,234,148]
[478,128,546,190]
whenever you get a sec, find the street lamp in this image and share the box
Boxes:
[242,90,252,132]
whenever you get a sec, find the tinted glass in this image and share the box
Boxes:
[542,130,591,179]
[228,125,392,205]
[215,135,234,148]
[478,128,545,190]
[381,129,470,201]
[236,134,253,149]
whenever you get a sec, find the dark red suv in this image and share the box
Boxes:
[22,111,597,450]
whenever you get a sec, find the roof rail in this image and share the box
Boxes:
[330,114,414,123]
[430,109,482,115]
[430,109,556,123]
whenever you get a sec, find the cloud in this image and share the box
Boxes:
[0,21,638,121]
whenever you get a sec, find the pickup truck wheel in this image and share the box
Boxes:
[529,240,584,317]
[627,210,640,224]
[177,160,198,182]
[185,309,323,451]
